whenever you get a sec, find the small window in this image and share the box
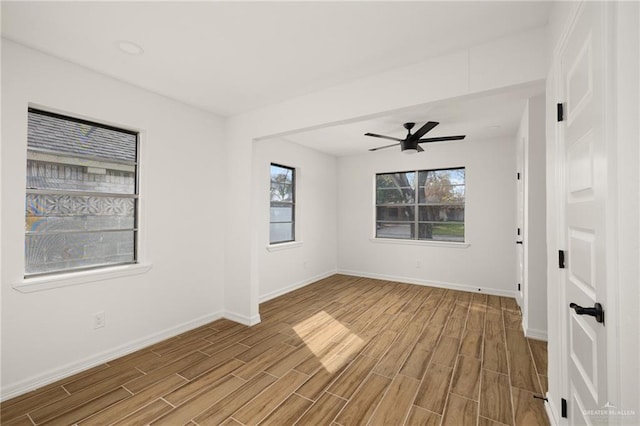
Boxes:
[269,163,295,244]
[376,167,465,242]
[25,108,139,277]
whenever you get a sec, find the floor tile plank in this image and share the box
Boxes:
[414,363,454,414]
[450,356,482,400]
[151,374,245,425]
[334,373,391,426]
[442,393,478,426]
[232,370,308,425]
[294,392,346,425]
[78,374,187,425]
[369,374,420,425]
[192,372,278,425]
[258,393,312,426]
[505,329,541,393]
[405,406,441,426]
[480,369,513,426]
[111,399,173,426]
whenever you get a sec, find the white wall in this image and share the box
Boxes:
[1,40,226,398]
[253,138,338,302]
[516,95,547,340]
[337,136,517,296]
[523,94,547,339]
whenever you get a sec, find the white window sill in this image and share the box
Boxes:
[14,263,153,293]
[370,238,470,248]
[266,241,303,252]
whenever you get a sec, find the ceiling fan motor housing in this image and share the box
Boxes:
[400,139,417,152]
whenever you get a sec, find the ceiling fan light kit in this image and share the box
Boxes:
[365,121,466,153]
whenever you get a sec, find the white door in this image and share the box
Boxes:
[559,1,610,423]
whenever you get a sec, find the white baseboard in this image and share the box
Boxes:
[0,311,223,402]
[337,269,519,298]
[258,269,338,303]
[224,311,261,326]
[524,326,548,341]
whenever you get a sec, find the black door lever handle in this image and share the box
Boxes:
[516,241,523,244]
[569,302,605,324]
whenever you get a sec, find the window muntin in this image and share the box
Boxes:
[269,163,295,244]
[375,168,465,242]
[25,108,139,277]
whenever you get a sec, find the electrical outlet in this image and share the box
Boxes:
[93,311,105,329]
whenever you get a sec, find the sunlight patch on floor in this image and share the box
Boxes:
[293,310,364,373]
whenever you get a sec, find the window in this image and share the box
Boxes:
[269,163,295,244]
[375,167,465,242]
[25,108,139,276]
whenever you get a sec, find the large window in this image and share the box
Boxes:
[375,167,465,242]
[269,163,295,244]
[25,108,139,276]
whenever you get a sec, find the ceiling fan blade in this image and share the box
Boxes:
[417,135,466,143]
[409,121,439,141]
[369,143,400,151]
[364,132,403,142]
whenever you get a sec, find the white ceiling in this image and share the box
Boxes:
[278,83,545,156]
[1,1,552,117]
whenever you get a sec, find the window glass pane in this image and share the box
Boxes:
[418,223,465,242]
[418,168,465,185]
[26,195,135,233]
[418,169,465,204]
[270,165,293,184]
[270,204,293,222]
[25,230,135,275]
[27,159,135,194]
[376,172,415,189]
[376,222,415,239]
[376,206,415,222]
[270,182,294,202]
[28,111,136,163]
[418,205,464,222]
[270,164,294,203]
[270,222,294,244]
[376,172,415,205]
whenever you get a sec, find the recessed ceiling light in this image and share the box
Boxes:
[116,40,144,55]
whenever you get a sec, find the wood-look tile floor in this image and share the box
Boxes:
[1,275,550,425]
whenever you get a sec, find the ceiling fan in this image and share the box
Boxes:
[365,121,466,153]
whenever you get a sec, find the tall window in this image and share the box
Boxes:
[269,163,295,244]
[25,108,139,276]
[375,167,465,242]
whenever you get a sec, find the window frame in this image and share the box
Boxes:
[374,166,466,244]
[24,108,141,278]
[269,163,296,245]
